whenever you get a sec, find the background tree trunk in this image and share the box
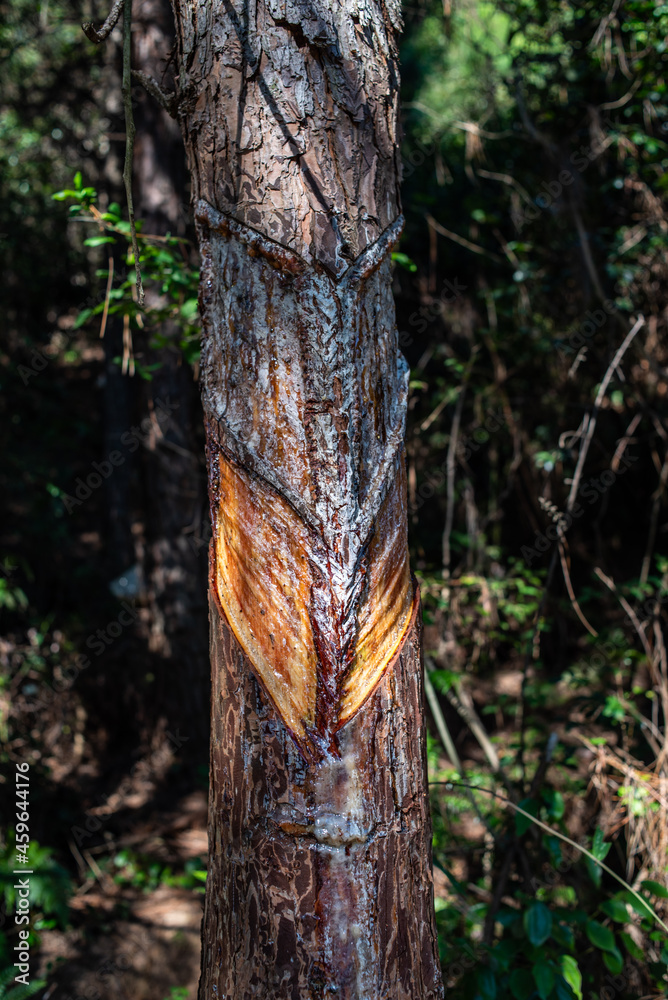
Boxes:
[133,0,210,755]
[169,0,444,994]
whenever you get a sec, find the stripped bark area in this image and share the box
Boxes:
[169,0,444,993]
[205,566,443,999]
[199,203,415,756]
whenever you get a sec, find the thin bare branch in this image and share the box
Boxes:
[641,450,668,584]
[442,380,467,575]
[476,168,534,208]
[131,69,178,118]
[594,565,660,678]
[566,315,645,512]
[559,539,598,636]
[424,670,462,772]
[99,255,114,339]
[443,682,503,778]
[82,0,124,43]
[121,0,144,305]
[426,213,504,263]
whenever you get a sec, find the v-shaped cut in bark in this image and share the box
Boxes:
[213,452,416,759]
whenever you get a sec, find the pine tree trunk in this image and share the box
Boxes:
[169,0,444,994]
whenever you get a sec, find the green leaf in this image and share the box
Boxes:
[391,251,417,272]
[551,922,575,949]
[620,890,654,919]
[74,171,82,189]
[559,956,582,1000]
[600,899,629,923]
[532,960,555,1000]
[3,977,47,1000]
[584,855,602,888]
[602,946,624,974]
[619,930,643,960]
[554,978,577,1000]
[509,969,534,1000]
[429,668,459,695]
[73,307,94,330]
[83,235,115,247]
[477,967,496,1000]
[524,902,552,946]
[641,879,668,898]
[180,297,199,320]
[515,797,539,836]
[585,919,616,953]
[542,789,565,819]
[591,828,611,862]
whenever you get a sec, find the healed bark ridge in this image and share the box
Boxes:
[173,0,402,276]
[200,202,415,758]
[173,0,412,756]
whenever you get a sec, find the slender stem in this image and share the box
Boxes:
[424,668,462,772]
[434,781,668,936]
[566,314,645,512]
[82,0,124,43]
[131,69,177,118]
[122,0,144,306]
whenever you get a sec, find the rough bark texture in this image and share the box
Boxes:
[171,0,402,276]
[168,0,444,994]
[204,562,442,999]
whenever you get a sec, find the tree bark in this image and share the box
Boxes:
[204,560,441,998]
[168,0,444,994]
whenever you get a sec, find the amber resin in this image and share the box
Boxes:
[214,451,415,756]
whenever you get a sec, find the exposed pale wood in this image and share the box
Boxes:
[168,0,444,992]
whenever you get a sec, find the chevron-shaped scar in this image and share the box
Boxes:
[198,200,414,759]
[213,453,416,757]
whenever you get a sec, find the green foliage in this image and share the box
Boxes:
[0,838,72,928]
[0,578,28,612]
[108,850,206,894]
[52,178,200,373]
[0,967,45,1000]
[402,0,668,987]
[0,0,105,329]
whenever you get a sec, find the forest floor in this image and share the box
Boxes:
[37,770,207,1000]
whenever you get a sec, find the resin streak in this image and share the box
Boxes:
[200,204,414,755]
[203,572,443,999]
